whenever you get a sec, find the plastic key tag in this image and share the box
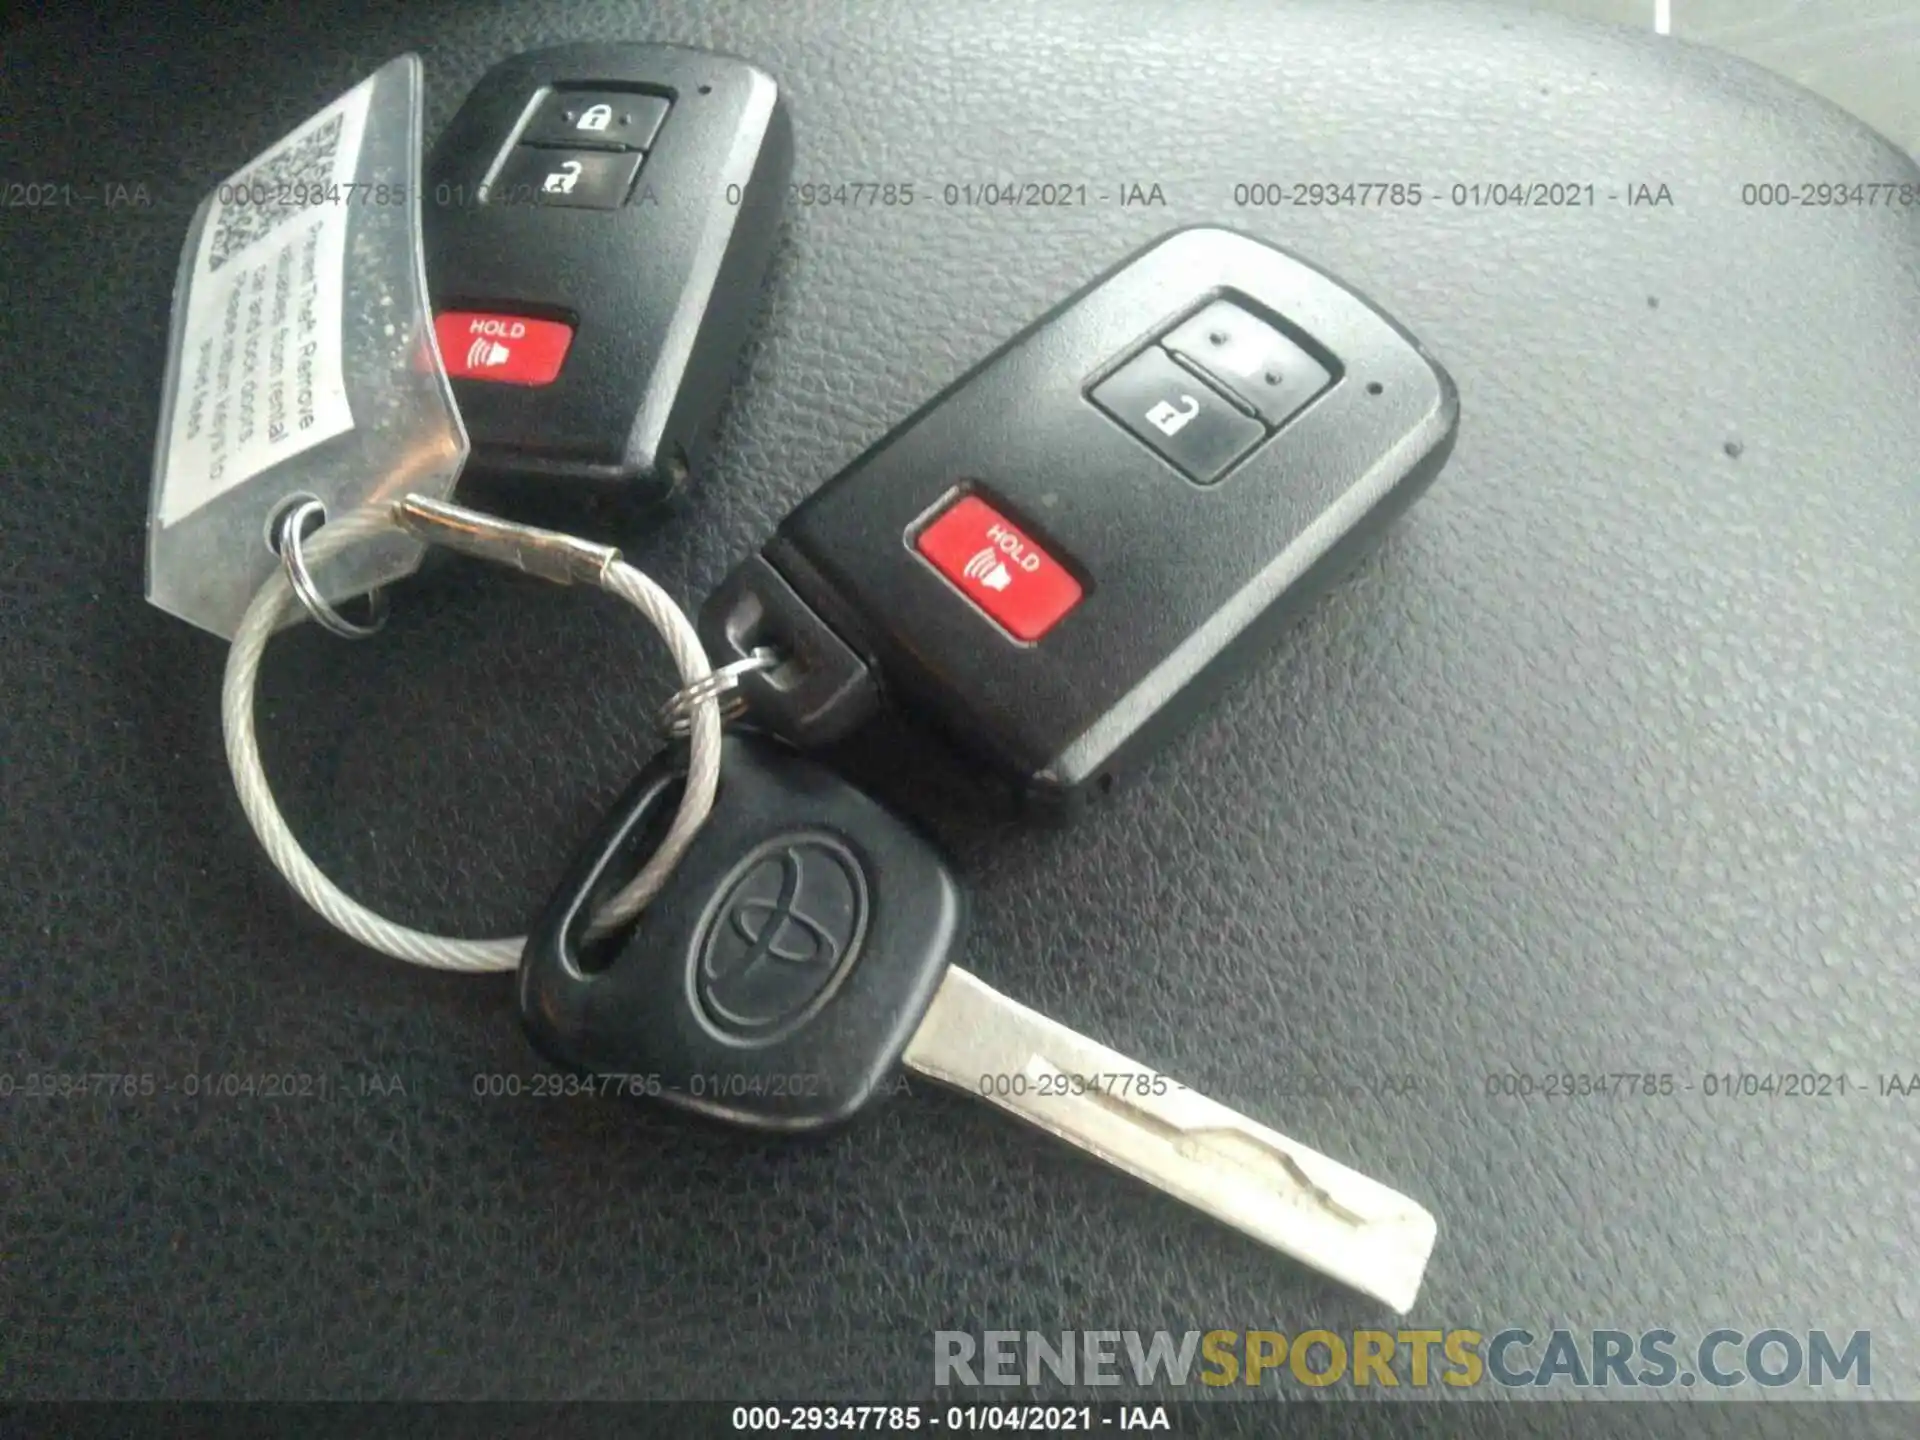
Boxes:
[146,54,468,639]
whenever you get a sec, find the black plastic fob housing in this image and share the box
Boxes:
[703,226,1459,805]
[426,43,791,509]
[519,734,967,1134]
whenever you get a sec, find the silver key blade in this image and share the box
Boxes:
[900,967,1437,1313]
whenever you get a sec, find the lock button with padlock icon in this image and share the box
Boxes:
[522,89,671,151]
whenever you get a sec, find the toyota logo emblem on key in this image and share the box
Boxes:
[695,834,868,1038]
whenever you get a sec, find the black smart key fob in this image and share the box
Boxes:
[425,43,791,515]
[701,226,1460,806]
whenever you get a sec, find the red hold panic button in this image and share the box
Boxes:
[434,311,575,386]
[915,494,1084,642]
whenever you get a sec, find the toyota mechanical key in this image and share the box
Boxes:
[700,226,1460,803]
[425,43,790,510]
[520,734,1439,1311]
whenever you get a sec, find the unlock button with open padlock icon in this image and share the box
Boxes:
[1089,346,1267,486]
[495,145,646,209]
[1144,393,1200,437]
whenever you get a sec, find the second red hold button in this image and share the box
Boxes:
[435,311,576,385]
[914,494,1084,642]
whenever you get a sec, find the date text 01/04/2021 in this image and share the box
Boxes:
[727,1404,1171,1433]
[467,1071,905,1101]
[0,1072,400,1100]
[1480,1071,1920,1099]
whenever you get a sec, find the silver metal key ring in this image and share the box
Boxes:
[224,496,727,973]
[659,648,780,736]
[275,499,389,640]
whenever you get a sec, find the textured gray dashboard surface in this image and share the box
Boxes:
[1494,0,1920,154]
[2,0,1918,1404]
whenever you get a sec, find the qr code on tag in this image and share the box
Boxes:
[206,112,346,272]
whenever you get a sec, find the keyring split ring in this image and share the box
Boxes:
[274,499,389,640]
[659,648,781,736]
[224,495,726,973]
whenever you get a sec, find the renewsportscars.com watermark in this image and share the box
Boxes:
[933,1328,1871,1392]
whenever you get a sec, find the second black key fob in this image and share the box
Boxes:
[701,226,1460,806]
[425,43,791,514]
